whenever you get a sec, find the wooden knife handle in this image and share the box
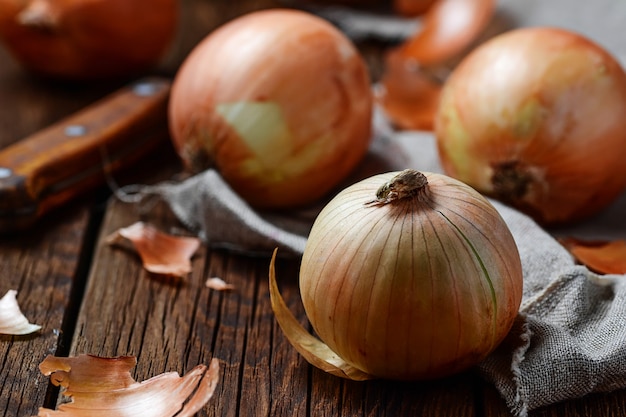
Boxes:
[0,77,171,232]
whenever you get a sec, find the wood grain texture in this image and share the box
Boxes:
[0,23,102,417]
[0,207,93,416]
[68,196,309,416]
[2,1,626,417]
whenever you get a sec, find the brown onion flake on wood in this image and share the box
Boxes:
[205,277,235,291]
[106,222,201,278]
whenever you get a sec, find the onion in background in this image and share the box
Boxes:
[435,27,626,225]
[169,9,373,209]
[0,0,178,80]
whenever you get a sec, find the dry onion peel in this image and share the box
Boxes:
[377,0,494,130]
[272,170,523,380]
[436,27,626,225]
[37,354,220,417]
[0,290,41,335]
[559,238,626,275]
[106,222,201,278]
[398,0,495,66]
[205,277,235,292]
[269,250,374,381]
[376,49,443,130]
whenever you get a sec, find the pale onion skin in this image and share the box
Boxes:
[169,9,373,209]
[299,170,523,380]
[0,0,178,80]
[435,27,626,225]
[377,0,495,130]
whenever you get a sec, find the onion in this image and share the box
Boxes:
[375,49,443,131]
[0,0,178,80]
[169,9,373,209]
[435,27,626,225]
[270,169,523,380]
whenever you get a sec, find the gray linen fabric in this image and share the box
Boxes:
[478,201,626,416]
[134,170,308,255]
[124,112,626,415]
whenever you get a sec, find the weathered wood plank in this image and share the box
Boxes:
[0,40,110,417]
[308,364,479,416]
[66,195,308,416]
[261,260,310,417]
[0,207,95,417]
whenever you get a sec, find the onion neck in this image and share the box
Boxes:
[368,169,428,205]
[491,161,531,199]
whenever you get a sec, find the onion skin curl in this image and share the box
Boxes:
[299,170,523,380]
[0,0,178,80]
[435,27,626,225]
[169,9,373,209]
[377,0,495,130]
[397,0,495,66]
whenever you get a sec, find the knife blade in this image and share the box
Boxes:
[0,77,171,232]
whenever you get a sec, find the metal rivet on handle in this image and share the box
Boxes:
[0,167,12,179]
[65,125,87,137]
[133,81,158,97]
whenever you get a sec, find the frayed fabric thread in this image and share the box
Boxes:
[511,317,532,417]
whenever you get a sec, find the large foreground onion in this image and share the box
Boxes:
[0,0,178,80]
[435,27,626,225]
[270,170,523,380]
[169,9,373,209]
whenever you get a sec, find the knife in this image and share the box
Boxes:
[0,77,171,232]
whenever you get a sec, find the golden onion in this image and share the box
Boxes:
[270,169,523,380]
[435,27,626,225]
[169,9,372,209]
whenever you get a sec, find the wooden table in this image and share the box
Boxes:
[2,1,626,416]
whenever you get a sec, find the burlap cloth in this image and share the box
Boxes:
[125,107,626,415]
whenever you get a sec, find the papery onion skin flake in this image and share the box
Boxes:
[298,170,523,380]
[0,289,41,335]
